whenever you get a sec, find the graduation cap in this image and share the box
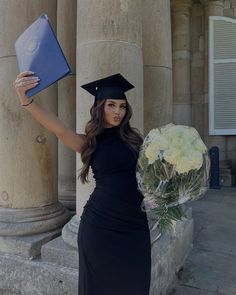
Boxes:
[81,73,134,101]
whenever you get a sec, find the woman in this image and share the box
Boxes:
[13,71,151,295]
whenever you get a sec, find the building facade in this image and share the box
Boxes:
[0,0,235,294]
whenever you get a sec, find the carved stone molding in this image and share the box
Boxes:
[171,0,193,14]
[62,214,79,248]
[200,0,224,8]
[0,202,71,236]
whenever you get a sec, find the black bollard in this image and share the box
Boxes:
[209,146,221,189]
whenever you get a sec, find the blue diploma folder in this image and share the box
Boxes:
[15,14,71,97]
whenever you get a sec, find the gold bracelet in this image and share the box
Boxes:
[22,99,34,107]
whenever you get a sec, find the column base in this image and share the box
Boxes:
[61,214,80,249]
[59,190,76,211]
[0,202,71,236]
[41,235,78,269]
[0,229,62,258]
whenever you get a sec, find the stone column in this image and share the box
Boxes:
[62,0,143,248]
[143,0,173,134]
[0,1,70,258]
[200,0,226,160]
[172,0,193,125]
[57,0,77,212]
[191,2,205,137]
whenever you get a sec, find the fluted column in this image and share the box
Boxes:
[0,1,70,256]
[200,0,226,159]
[191,1,205,137]
[62,0,143,248]
[172,0,193,125]
[57,0,77,211]
[143,0,173,134]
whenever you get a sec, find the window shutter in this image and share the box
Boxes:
[209,16,236,135]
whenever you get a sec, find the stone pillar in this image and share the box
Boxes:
[143,0,173,134]
[0,1,70,258]
[57,0,77,211]
[191,2,205,137]
[62,0,143,248]
[172,0,193,125]
[200,0,227,160]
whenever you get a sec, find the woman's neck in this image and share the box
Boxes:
[104,125,120,129]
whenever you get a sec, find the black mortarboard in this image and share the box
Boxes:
[80,73,134,100]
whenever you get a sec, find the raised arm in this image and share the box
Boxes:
[13,71,86,153]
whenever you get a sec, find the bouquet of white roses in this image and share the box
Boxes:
[136,123,210,233]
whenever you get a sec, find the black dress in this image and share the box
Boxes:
[77,126,151,295]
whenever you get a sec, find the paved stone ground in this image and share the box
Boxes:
[166,187,236,295]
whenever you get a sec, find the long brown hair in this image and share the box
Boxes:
[79,98,144,184]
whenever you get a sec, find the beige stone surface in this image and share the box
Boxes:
[173,103,192,125]
[143,0,173,133]
[77,0,142,46]
[201,0,224,11]
[143,0,172,67]
[58,78,76,210]
[226,136,236,152]
[144,67,172,133]
[205,135,227,151]
[192,102,204,137]
[232,0,236,8]
[62,214,80,248]
[172,0,192,126]
[0,0,71,240]
[0,228,61,257]
[57,0,77,211]
[224,0,231,9]
[191,2,205,135]
[57,0,76,73]
[224,8,234,17]
[173,59,191,103]
[191,67,204,96]
[0,0,57,57]
[172,0,192,51]
[0,59,58,208]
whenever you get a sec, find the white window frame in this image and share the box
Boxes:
[209,16,236,135]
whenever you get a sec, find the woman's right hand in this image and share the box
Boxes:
[13,71,87,153]
[13,71,40,105]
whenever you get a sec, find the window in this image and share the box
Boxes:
[209,16,236,135]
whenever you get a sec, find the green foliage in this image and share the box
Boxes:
[152,205,187,233]
[137,149,209,234]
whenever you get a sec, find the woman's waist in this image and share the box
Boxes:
[81,197,149,231]
[94,173,138,190]
[90,187,144,207]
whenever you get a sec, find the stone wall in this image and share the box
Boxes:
[189,0,236,186]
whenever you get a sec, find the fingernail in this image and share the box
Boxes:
[29,71,34,74]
